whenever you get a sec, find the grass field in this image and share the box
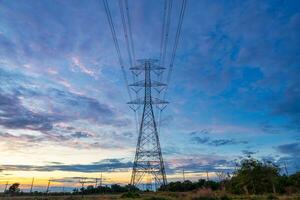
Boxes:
[1,191,300,200]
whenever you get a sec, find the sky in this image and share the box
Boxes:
[0,0,300,192]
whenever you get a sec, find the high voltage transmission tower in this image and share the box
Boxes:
[128,59,167,190]
[103,0,187,190]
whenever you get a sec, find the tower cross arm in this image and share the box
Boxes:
[127,97,169,105]
[129,80,167,87]
[130,65,166,71]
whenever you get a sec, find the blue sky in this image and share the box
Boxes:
[0,0,300,187]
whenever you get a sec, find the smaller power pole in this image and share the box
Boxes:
[100,173,103,187]
[46,178,51,193]
[206,171,209,181]
[79,178,87,199]
[182,169,185,182]
[4,181,8,193]
[30,177,34,193]
[284,161,289,176]
[95,178,98,188]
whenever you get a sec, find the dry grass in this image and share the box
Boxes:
[0,192,299,200]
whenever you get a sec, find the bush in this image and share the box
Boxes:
[220,195,231,200]
[266,194,279,200]
[191,197,218,200]
[145,197,169,200]
[121,191,140,198]
[194,188,214,197]
[227,158,281,194]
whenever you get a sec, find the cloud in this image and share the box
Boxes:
[273,80,300,130]
[166,154,235,174]
[277,143,300,156]
[71,131,93,138]
[0,0,300,179]
[189,129,212,136]
[193,136,210,144]
[71,56,97,78]
[191,135,248,147]
[260,122,281,134]
[210,139,248,147]
[0,68,130,130]
[0,92,62,131]
[1,158,132,173]
[242,150,257,156]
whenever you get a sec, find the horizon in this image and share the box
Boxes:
[0,0,299,191]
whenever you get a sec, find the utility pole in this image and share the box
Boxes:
[79,178,87,199]
[129,59,168,190]
[95,178,98,188]
[182,169,185,182]
[4,181,8,193]
[284,161,289,176]
[30,177,34,193]
[46,178,51,194]
[206,171,209,181]
[100,173,103,187]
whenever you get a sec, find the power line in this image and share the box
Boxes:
[159,0,168,63]
[118,0,134,68]
[102,1,186,190]
[125,0,136,66]
[160,0,173,68]
[164,0,187,99]
[158,0,186,132]
[156,0,173,132]
[118,0,140,135]
[102,0,132,100]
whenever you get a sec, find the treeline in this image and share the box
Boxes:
[160,158,300,195]
[159,179,220,192]
[73,184,139,195]
[2,183,139,196]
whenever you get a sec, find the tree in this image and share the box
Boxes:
[8,183,20,194]
[227,158,280,194]
[159,179,220,192]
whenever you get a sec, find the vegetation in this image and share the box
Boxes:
[72,184,139,195]
[121,191,141,198]
[226,158,281,194]
[7,183,20,194]
[160,180,220,192]
[160,158,300,195]
[1,158,299,199]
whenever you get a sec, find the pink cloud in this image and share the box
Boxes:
[71,56,97,79]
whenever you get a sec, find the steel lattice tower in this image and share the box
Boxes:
[128,59,167,190]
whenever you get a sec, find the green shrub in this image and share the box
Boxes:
[191,197,218,200]
[121,191,141,198]
[266,194,279,200]
[144,196,169,200]
[220,195,231,200]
